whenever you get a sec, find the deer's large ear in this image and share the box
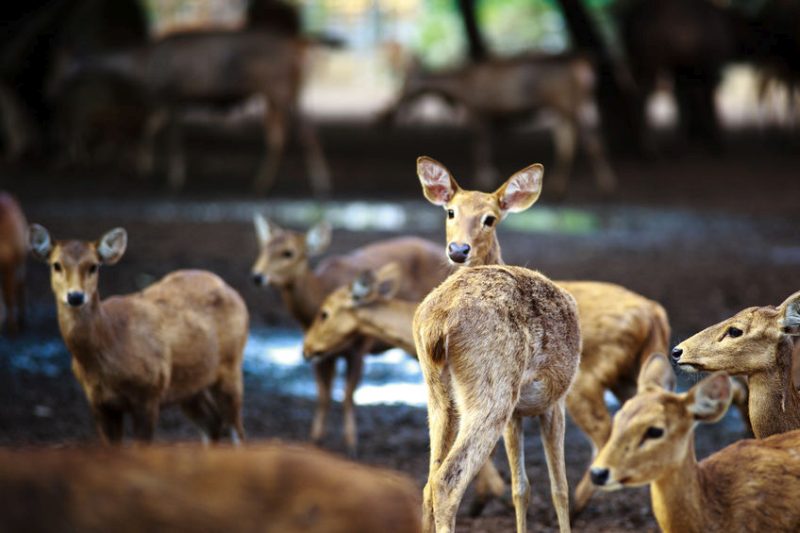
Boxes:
[637,353,676,392]
[306,221,332,256]
[686,372,732,423]
[494,164,543,214]
[373,262,402,301]
[254,214,277,245]
[779,291,800,336]
[97,228,127,265]
[417,156,460,206]
[28,224,53,262]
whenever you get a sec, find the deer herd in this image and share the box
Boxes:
[1,155,799,532]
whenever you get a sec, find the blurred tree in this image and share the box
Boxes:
[456,0,488,61]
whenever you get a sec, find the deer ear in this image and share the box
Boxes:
[97,228,127,265]
[373,262,402,301]
[417,156,460,206]
[350,269,377,304]
[254,214,277,245]
[494,164,543,214]
[28,224,53,262]
[686,372,732,423]
[637,353,676,392]
[306,221,332,256]
[779,291,800,336]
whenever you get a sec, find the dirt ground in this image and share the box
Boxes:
[1,122,798,532]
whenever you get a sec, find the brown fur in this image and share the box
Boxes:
[674,290,800,438]
[0,443,421,533]
[592,354,800,533]
[30,225,248,443]
[251,217,448,455]
[0,192,27,334]
[414,265,581,533]
[416,156,672,514]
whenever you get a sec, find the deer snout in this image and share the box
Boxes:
[447,242,471,264]
[303,349,324,361]
[66,291,85,307]
[671,347,683,361]
[252,273,266,286]
[590,467,610,487]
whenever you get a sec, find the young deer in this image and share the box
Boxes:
[417,156,671,514]
[0,192,27,334]
[29,224,248,443]
[302,262,507,514]
[251,217,448,455]
[415,264,581,533]
[591,353,800,533]
[672,290,800,438]
[384,54,616,196]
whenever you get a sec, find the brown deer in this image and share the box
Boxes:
[0,443,421,533]
[416,155,671,514]
[0,192,27,334]
[672,290,800,439]
[415,264,581,533]
[301,262,507,514]
[591,353,800,533]
[383,54,616,196]
[29,224,248,443]
[250,217,448,455]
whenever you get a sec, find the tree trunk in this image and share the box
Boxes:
[456,0,488,62]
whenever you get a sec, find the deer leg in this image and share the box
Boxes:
[550,118,577,199]
[296,114,331,197]
[137,108,168,179]
[165,112,186,191]
[577,114,616,194]
[94,405,125,444]
[310,356,336,446]
[540,398,571,533]
[469,454,507,517]
[181,390,224,444]
[253,101,286,195]
[343,351,364,457]
[131,400,159,442]
[473,117,498,189]
[503,415,530,533]
[211,368,246,444]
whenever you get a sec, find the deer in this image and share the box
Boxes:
[250,216,449,456]
[416,155,676,514]
[301,261,507,515]
[591,352,800,533]
[671,290,800,439]
[0,442,421,533]
[29,224,248,443]
[0,192,27,335]
[382,54,616,197]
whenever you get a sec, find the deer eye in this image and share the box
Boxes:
[88,264,99,274]
[640,426,664,445]
[483,215,496,227]
[281,250,294,259]
[52,262,62,272]
[727,327,743,338]
[320,310,329,321]
[447,209,454,219]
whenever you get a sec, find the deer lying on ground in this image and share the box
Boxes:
[416,156,671,514]
[0,193,27,334]
[383,54,616,196]
[250,217,448,455]
[302,262,507,515]
[591,353,800,533]
[672,290,800,439]
[29,224,248,443]
[64,30,330,195]
[0,442,421,533]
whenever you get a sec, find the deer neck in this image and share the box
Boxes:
[56,293,113,372]
[279,263,326,329]
[471,234,504,267]
[354,300,418,355]
[747,339,800,438]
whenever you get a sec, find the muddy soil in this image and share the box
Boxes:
[1,122,798,532]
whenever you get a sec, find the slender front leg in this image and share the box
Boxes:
[503,415,530,533]
[253,98,287,195]
[131,400,160,442]
[94,404,125,444]
[540,398,571,533]
[473,116,498,189]
[550,117,577,199]
[296,115,331,197]
[310,356,336,445]
[343,351,365,457]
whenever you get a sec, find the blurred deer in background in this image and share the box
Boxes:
[0,192,27,335]
[384,54,616,197]
[416,156,673,514]
[591,353,800,533]
[250,217,448,456]
[673,290,800,438]
[29,224,248,443]
[0,443,422,533]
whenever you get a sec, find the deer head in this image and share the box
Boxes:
[251,215,331,288]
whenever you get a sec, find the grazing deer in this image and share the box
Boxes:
[384,54,616,196]
[302,262,507,514]
[672,291,800,439]
[0,193,27,334]
[29,224,248,443]
[415,263,581,533]
[416,156,671,514]
[251,217,448,455]
[591,353,800,533]
[0,443,421,533]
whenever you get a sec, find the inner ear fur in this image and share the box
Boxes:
[780,291,800,335]
[637,353,676,392]
[28,223,53,262]
[686,372,732,423]
[417,156,461,206]
[494,163,544,213]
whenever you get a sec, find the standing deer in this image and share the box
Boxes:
[0,192,27,334]
[416,156,671,514]
[250,217,448,455]
[415,263,581,533]
[383,54,616,196]
[29,224,248,443]
[672,290,800,438]
[591,353,800,533]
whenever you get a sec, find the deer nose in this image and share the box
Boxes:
[67,291,85,307]
[590,467,610,486]
[671,347,683,360]
[447,242,471,264]
[252,273,265,286]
